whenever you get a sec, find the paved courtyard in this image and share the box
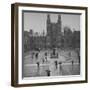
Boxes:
[23,49,80,77]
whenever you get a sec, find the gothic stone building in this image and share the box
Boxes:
[24,14,80,52]
[24,14,62,51]
[46,14,62,49]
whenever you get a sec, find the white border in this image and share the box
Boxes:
[18,6,86,84]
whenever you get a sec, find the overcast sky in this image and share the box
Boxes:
[23,12,80,33]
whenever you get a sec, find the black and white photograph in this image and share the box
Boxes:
[11,3,87,87]
[23,12,80,78]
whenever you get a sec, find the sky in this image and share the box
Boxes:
[23,12,80,34]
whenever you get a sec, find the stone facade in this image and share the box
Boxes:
[46,14,62,49]
[24,14,80,52]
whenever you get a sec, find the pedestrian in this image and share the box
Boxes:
[71,60,74,66]
[46,70,51,76]
[71,60,74,69]
[45,52,47,56]
[45,56,47,62]
[42,57,45,63]
[36,62,40,69]
[39,48,41,52]
[45,52,47,62]
[71,60,74,73]
[59,62,62,70]
[35,52,38,59]
[75,48,80,64]
[55,61,58,69]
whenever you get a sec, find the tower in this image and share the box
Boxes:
[57,14,61,33]
[57,15,62,48]
[47,14,51,24]
[47,14,51,36]
[46,14,62,49]
[57,14,61,24]
[46,14,51,48]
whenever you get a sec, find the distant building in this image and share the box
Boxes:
[72,31,80,48]
[46,14,62,49]
[28,30,46,50]
[24,14,80,52]
[24,31,30,52]
[64,26,73,48]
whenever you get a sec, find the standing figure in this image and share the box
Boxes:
[42,57,45,63]
[36,61,40,76]
[71,60,74,66]
[45,52,47,56]
[39,48,41,52]
[35,52,39,60]
[71,60,74,73]
[53,48,56,55]
[45,52,47,62]
[46,70,51,76]
[77,51,80,64]
[55,61,58,69]
[36,62,40,69]
[59,62,62,70]
[59,62,62,75]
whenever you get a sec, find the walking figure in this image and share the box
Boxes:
[35,52,39,59]
[71,60,74,66]
[36,62,40,69]
[55,61,58,69]
[45,52,47,56]
[45,52,47,62]
[59,62,62,71]
[39,48,41,52]
[42,58,45,63]
[71,60,74,72]
[46,70,51,76]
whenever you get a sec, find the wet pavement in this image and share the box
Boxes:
[23,49,80,77]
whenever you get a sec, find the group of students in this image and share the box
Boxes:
[32,50,48,59]
[31,51,39,59]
